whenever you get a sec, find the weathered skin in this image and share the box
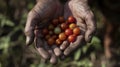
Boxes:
[60,0,96,56]
[25,0,63,64]
[24,0,96,64]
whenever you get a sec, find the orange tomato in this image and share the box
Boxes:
[68,35,76,42]
[73,27,80,35]
[56,38,62,45]
[59,32,67,41]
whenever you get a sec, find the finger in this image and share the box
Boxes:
[44,41,58,64]
[64,35,84,56]
[60,41,69,50]
[85,11,96,42]
[35,38,50,60]
[52,45,62,57]
[48,49,58,64]
[25,10,39,46]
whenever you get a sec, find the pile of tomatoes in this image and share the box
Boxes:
[41,16,80,46]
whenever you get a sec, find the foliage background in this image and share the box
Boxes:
[0,0,120,67]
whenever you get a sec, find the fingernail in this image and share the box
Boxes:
[60,46,64,50]
[26,36,33,46]
[55,49,62,57]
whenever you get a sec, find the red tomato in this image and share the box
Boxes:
[68,35,76,42]
[73,27,80,35]
[65,28,73,36]
[60,23,68,30]
[59,32,67,41]
[68,16,76,23]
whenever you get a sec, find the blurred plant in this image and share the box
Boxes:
[0,0,113,67]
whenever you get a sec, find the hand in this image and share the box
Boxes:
[60,0,96,56]
[24,0,63,64]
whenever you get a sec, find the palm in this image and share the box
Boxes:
[25,0,63,64]
[60,0,96,56]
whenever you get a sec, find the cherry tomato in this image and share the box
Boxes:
[60,23,68,30]
[54,26,61,35]
[59,32,67,41]
[69,23,77,29]
[52,19,59,26]
[68,16,76,23]
[52,35,57,39]
[73,27,80,35]
[59,16,65,23]
[65,28,73,36]
[56,38,62,45]
[68,35,76,42]
[47,38,55,45]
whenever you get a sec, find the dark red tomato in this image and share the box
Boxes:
[68,16,76,23]
[60,23,68,30]
[59,16,65,23]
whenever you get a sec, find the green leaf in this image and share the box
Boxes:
[91,36,101,44]
[91,36,102,50]
[0,14,14,27]
[82,46,88,54]
[74,49,81,60]
[0,36,10,54]
[0,62,1,67]
[38,64,45,67]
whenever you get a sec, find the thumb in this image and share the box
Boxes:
[25,10,38,46]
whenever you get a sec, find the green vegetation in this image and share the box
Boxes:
[0,0,120,67]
